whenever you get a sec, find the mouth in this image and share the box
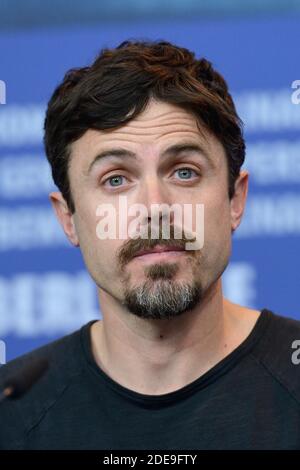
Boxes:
[132,245,186,262]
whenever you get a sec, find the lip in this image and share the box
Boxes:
[133,246,185,260]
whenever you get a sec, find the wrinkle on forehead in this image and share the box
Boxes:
[70,100,226,174]
[120,100,200,131]
[88,103,208,142]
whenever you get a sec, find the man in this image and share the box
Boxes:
[0,40,300,450]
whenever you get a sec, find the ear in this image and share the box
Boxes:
[49,191,79,247]
[230,170,249,232]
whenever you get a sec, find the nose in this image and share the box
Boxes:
[137,175,174,227]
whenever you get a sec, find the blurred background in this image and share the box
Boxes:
[0,0,300,362]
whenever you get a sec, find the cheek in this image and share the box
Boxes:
[77,221,122,277]
[203,197,232,248]
[77,212,99,246]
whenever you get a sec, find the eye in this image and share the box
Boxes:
[174,167,199,180]
[103,174,127,187]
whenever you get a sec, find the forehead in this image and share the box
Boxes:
[69,99,226,171]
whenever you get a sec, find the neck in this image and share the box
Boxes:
[91,279,255,395]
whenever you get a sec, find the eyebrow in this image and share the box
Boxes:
[87,141,214,174]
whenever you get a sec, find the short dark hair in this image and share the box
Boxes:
[44,39,245,213]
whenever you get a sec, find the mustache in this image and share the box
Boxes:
[118,225,197,268]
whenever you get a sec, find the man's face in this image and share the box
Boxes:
[58,99,247,319]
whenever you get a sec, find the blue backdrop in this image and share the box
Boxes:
[0,15,299,362]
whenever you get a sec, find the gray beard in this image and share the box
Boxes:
[122,262,203,320]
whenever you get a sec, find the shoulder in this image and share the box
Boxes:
[250,308,300,404]
[0,323,89,449]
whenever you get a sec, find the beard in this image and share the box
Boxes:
[117,224,210,320]
[122,260,204,320]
